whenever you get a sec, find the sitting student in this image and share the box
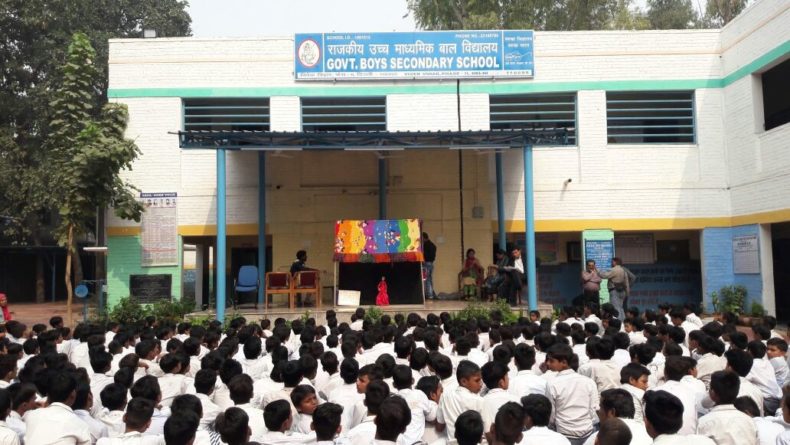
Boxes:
[170,394,215,445]
[578,336,619,393]
[290,385,319,435]
[130,376,169,437]
[519,394,571,444]
[594,418,631,445]
[693,335,727,390]
[96,397,158,445]
[745,340,782,415]
[777,395,790,445]
[486,402,523,445]
[99,383,129,437]
[316,352,341,401]
[481,361,519,431]
[766,338,789,388]
[618,363,650,424]
[159,353,191,408]
[508,344,547,398]
[373,396,411,445]
[654,356,701,434]
[6,383,36,441]
[348,380,389,445]
[229,374,265,441]
[437,360,484,440]
[696,371,758,445]
[733,396,784,445]
[416,376,444,444]
[215,407,256,445]
[454,411,484,445]
[193,369,222,430]
[714,349,763,415]
[392,365,435,445]
[73,382,109,443]
[311,402,343,445]
[643,390,715,444]
[135,340,164,378]
[0,390,19,445]
[544,344,598,445]
[164,413,199,445]
[584,389,651,445]
[260,399,312,445]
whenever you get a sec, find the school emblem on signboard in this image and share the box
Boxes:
[297,38,321,68]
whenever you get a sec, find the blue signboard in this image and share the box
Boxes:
[294,31,534,80]
[584,239,615,272]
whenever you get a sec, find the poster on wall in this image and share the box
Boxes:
[733,234,760,274]
[536,233,559,265]
[140,192,178,267]
[334,219,423,263]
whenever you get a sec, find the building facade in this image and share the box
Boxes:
[106,0,790,317]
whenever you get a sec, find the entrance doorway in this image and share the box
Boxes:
[772,222,790,322]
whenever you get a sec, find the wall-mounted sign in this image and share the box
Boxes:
[140,192,178,267]
[294,30,534,81]
[733,234,760,274]
[583,229,615,304]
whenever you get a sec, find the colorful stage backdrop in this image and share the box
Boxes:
[334,219,423,263]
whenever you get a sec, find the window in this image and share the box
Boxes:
[301,97,386,132]
[489,93,577,145]
[183,98,270,132]
[762,58,790,131]
[606,91,695,144]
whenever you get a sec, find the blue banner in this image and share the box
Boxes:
[294,31,534,80]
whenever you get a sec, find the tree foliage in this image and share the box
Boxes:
[703,0,749,27]
[647,0,697,29]
[0,0,191,245]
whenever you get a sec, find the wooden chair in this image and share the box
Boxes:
[293,270,321,309]
[264,272,293,310]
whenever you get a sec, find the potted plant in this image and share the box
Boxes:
[716,285,748,325]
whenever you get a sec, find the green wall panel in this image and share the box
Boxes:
[107,235,182,307]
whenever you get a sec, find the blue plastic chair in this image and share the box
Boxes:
[233,265,259,308]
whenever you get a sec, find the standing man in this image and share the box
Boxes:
[422,233,437,300]
[597,258,635,320]
[580,261,602,306]
[500,247,525,306]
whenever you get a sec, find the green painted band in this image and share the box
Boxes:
[107,40,789,99]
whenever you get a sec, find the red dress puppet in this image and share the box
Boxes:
[376,277,390,306]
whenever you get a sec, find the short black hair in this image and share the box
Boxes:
[195,369,217,395]
[125,397,155,429]
[313,402,343,440]
[432,354,453,380]
[620,363,650,385]
[263,399,291,431]
[339,358,359,384]
[767,337,789,352]
[159,354,181,374]
[130,376,161,402]
[663,356,695,381]
[374,394,411,441]
[521,394,551,427]
[0,356,17,380]
[216,407,249,445]
[746,340,767,359]
[513,344,536,371]
[164,413,199,445]
[415,375,440,400]
[724,349,753,377]
[7,383,37,410]
[454,410,484,445]
[48,372,76,404]
[733,396,761,417]
[710,370,740,404]
[72,383,92,411]
[290,384,316,407]
[644,390,684,435]
[493,402,524,445]
[281,360,303,387]
[455,360,481,383]
[0,389,11,421]
[228,374,253,405]
[171,394,203,419]
[600,388,636,419]
[481,361,508,390]
[392,365,413,390]
[363,380,390,416]
[101,383,128,411]
[597,418,632,445]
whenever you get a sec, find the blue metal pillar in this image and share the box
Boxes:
[378,157,387,219]
[257,151,266,307]
[495,152,507,251]
[523,143,538,311]
[216,148,227,323]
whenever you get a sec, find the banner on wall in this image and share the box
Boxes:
[294,31,534,80]
[334,219,423,263]
[140,192,178,267]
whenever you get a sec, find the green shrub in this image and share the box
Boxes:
[453,299,519,324]
[108,297,148,325]
[750,301,766,318]
[150,299,194,322]
[365,307,384,324]
[717,285,747,315]
[109,296,193,325]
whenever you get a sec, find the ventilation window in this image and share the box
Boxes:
[301,97,386,132]
[489,93,577,145]
[761,58,790,131]
[606,91,695,144]
[183,98,270,132]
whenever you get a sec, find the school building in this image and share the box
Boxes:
[105,0,790,319]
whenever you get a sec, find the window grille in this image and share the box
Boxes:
[606,91,695,143]
[301,97,386,132]
[489,93,577,145]
[183,98,270,132]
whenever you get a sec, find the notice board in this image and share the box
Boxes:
[130,274,172,304]
[140,192,178,266]
[582,229,615,304]
[733,234,760,274]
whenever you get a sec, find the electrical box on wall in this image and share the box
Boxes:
[472,206,484,219]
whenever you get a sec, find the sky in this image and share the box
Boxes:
[188,0,418,37]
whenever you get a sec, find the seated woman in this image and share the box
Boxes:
[458,248,484,300]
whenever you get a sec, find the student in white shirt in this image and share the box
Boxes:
[654,356,701,434]
[129,376,169,437]
[157,354,191,408]
[0,389,19,445]
[732,396,784,445]
[584,389,651,445]
[486,402,524,445]
[436,360,485,440]
[544,344,598,445]
[452,411,484,445]
[696,370,758,445]
[481,361,519,432]
[6,383,35,441]
[24,372,92,445]
[766,338,789,388]
[135,340,164,378]
[163,412,199,445]
[519,394,571,445]
[776,396,790,445]
[73,383,109,444]
[289,384,319,435]
[193,369,222,430]
[227,374,266,441]
[311,402,344,445]
[348,380,390,445]
[96,397,161,445]
[690,335,727,390]
[260,399,313,445]
[239,337,268,380]
[509,343,548,398]
[642,390,715,445]
[721,348,764,415]
[618,363,649,424]
[391,365,434,445]
[99,383,130,437]
[373,396,412,445]
[578,336,620,393]
[214,407,254,445]
[682,304,703,328]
